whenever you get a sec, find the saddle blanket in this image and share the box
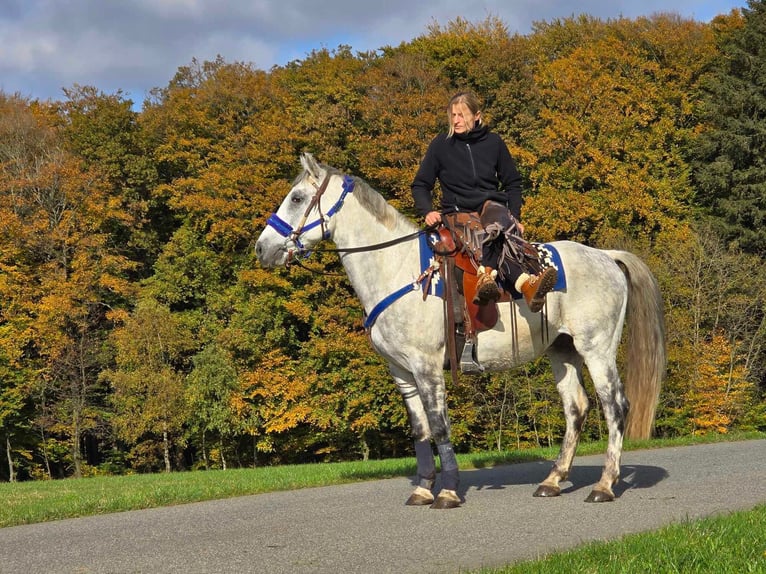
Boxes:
[419,233,567,298]
[534,243,567,292]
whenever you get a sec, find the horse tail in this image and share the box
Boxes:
[604,250,666,440]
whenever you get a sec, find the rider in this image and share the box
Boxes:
[411,91,557,312]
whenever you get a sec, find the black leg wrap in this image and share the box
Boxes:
[436,442,459,491]
[414,439,436,489]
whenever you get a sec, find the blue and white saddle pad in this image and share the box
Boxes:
[420,232,445,297]
[535,243,567,292]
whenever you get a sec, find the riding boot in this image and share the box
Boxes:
[473,266,500,306]
[517,267,558,312]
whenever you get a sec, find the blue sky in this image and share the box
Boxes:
[0,0,747,107]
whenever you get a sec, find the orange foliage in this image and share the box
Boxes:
[685,333,752,435]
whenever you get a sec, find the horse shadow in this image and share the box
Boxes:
[416,459,669,500]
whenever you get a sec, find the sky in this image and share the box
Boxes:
[0,0,747,107]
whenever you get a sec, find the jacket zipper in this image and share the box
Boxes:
[465,143,477,187]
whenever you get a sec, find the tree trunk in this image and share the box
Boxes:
[72,416,82,478]
[496,381,510,451]
[202,431,208,470]
[6,436,15,483]
[163,427,171,473]
[220,439,227,470]
[360,434,370,461]
[40,425,52,479]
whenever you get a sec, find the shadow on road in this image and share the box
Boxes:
[415,460,669,500]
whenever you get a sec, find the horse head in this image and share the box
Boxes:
[255,153,353,268]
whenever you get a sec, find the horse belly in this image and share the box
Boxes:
[475,302,551,370]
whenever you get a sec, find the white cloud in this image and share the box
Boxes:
[0,0,746,104]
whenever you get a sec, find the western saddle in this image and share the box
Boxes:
[429,211,544,378]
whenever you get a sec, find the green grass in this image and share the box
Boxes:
[0,457,414,528]
[1,431,763,532]
[475,504,766,573]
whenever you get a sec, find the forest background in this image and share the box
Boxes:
[1,3,766,481]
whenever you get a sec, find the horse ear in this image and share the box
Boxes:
[300,152,322,179]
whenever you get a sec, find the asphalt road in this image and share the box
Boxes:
[1,439,765,574]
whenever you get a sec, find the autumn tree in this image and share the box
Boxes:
[271,46,368,171]
[521,14,711,244]
[143,56,297,253]
[0,93,139,477]
[349,46,451,213]
[652,223,766,435]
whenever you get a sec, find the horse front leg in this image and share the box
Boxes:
[431,441,461,509]
[417,367,460,509]
[407,438,436,505]
[391,370,436,506]
[535,342,589,498]
[391,365,460,509]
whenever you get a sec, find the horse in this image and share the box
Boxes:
[255,153,665,509]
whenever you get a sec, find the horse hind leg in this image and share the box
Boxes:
[534,336,589,498]
[584,356,629,503]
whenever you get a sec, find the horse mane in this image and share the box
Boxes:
[318,164,416,232]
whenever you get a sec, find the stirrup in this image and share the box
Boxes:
[460,340,484,373]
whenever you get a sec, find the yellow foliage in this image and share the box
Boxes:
[683,333,753,435]
[238,350,319,435]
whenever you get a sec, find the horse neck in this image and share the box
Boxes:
[332,195,420,309]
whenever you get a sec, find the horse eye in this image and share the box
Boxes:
[290,193,304,204]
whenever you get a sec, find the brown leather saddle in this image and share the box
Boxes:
[428,212,494,375]
[435,214,501,329]
[430,211,544,375]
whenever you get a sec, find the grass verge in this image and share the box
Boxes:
[475,504,766,573]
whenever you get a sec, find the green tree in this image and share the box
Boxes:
[61,85,160,272]
[104,299,192,472]
[185,344,239,469]
[691,2,766,255]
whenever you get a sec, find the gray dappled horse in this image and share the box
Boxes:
[255,153,665,509]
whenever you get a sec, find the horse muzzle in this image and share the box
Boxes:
[255,237,291,268]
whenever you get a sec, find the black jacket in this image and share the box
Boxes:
[411,124,523,220]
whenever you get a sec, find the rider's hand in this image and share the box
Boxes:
[424,211,442,227]
[516,221,525,236]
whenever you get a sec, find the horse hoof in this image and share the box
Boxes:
[430,490,461,509]
[533,484,561,497]
[405,490,435,506]
[585,488,615,503]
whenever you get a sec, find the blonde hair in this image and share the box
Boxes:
[447,91,483,138]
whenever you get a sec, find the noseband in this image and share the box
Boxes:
[265,173,356,260]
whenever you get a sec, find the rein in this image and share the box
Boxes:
[309,229,425,254]
[287,229,427,276]
[264,169,441,329]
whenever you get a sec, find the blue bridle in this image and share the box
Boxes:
[265,173,355,255]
